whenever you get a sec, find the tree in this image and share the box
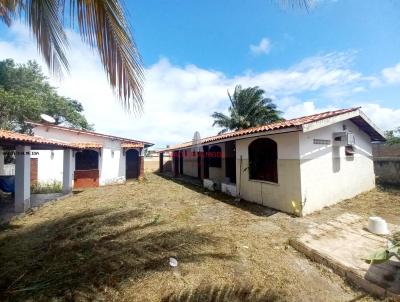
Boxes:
[0,0,143,112]
[211,85,283,134]
[0,59,93,133]
[384,127,400,145]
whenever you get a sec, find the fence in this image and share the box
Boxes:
[373,144,400,185]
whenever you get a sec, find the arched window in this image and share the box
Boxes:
[248,138,278,183]
[208,145,222,168]
[75,150,99,170]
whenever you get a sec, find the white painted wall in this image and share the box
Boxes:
[235,131,302,214]
[32,150,63,182]
[299,120,375,215]
[32,126,141,186]
[182,149,198,178]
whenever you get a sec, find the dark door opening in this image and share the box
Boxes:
[74,149,100,188]
[197,153,202,179]
[126,149,139,179]
[203,146,209,179]
[173,151,179,176]
[179,151,183,175]
[225,141,236,183]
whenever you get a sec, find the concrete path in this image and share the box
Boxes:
[290,213,400,298]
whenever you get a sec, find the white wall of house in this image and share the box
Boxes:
[32,126,133,185]
[32,150,64,182]
[235,131,302,214]
[299,120,375,215]
[182,149,198,178]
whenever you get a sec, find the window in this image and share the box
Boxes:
[75,150,99,170]
[249,138,278,183]
[208,145,222,168]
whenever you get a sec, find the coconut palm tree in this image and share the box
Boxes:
[211,85,283,134]
[0,0,143,112]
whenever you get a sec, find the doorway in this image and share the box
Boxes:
[74,149,100,188]
[126,149,139,179]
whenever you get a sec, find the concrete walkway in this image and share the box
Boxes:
[290,213,400,298]
[0,192,70,224]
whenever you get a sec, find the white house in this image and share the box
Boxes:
[29,123,153,188]
[159,108,385,216]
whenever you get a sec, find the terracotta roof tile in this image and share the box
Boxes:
[27,122,153,147]
[164,107,360,151]
[69,142,103,149]
[0,129,75,148]
[121,142,144,148]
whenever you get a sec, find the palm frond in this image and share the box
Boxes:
[0,0,16,25]
[68,0,144,113]
[23,0,69,76]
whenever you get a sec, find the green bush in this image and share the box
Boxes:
[31,180,62,194]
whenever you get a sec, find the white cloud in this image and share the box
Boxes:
[282,101,338,119]
[0,24,399,147]
[250,37,271,55]
[382,63,400,84]
[282,100,400,131]
[356,103,400,131]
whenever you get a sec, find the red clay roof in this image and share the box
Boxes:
[27,122,153,147]
[164,107,361,151]
[0,129,75,148]
[121,142,144,148]
[69,142,103,149]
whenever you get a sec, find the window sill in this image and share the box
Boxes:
[248,179,279,186]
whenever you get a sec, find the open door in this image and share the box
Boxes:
[126,149,139,179]
[179,151,183,175]
[203,146,209,179]
[225,141,236,183]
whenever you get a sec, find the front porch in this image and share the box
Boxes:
[159,140,238,197]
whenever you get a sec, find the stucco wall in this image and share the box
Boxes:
[299,120,375,215]
[32,150,64,183]
[208,143,226,182]
[182,149,198,178]
[32,126,140,185]
[235,131,302,214]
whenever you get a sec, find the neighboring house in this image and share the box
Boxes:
[29,123,153,188]
[159,108,385,216]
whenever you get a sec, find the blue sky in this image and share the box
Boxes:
[0,0,400,147]
[130,0,400,75]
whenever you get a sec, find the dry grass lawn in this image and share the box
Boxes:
[0,173,399,302]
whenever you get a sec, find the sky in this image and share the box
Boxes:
[1,0,400,147]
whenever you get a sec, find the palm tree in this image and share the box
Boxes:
[0,0,143,112]
[211,85,283,134]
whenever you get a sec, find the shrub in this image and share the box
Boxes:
[31,180,62,194]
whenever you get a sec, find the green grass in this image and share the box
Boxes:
[31,180,62,194]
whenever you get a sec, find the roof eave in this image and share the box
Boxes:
[160,126,301,152]
[28,122,153,146]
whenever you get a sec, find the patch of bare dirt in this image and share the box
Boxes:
[0,173,390,301]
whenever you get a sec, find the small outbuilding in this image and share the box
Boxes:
[159,108,385,216]
[28,123,153,188]
[0,129,76,212]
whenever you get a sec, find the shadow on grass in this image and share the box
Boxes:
[156,172,278,218]
[162,283,287,302]
[0,207,233,301]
